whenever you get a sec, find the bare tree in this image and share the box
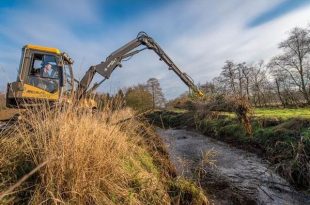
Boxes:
[269,27,310,104]
[271,67,293,107]
[221,60,237,93]
[213,76,228,94]
[199,26,310,107]
[201,81,216,95]
[269,65,302,107]
[236,62,245,96]
[241,65,252,100]
[251,61,270,106]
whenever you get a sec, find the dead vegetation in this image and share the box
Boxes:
[0,93,5,111]
[229,97,253,136]
[170,95,254,136]
[0,103,209,204]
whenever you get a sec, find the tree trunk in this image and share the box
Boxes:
[300,73,310,104]
[275,79,286,107]
[152,85,155,109]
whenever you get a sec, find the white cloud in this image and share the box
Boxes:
[0,0,309,98]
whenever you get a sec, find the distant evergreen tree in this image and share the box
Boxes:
[146,78,166,109]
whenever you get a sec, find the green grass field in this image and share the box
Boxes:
[254,108,310,119]
[219,108,310,119]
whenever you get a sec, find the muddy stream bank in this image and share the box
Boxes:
[157,128,310,205]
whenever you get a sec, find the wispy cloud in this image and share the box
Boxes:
[0,0,309,98]
[248,0,310,27]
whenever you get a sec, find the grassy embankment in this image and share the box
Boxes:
[0,104,208,204]
[148,108,310,192]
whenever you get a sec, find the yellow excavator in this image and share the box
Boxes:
[6,32,204,108]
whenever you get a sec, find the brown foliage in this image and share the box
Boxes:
[229,96,253,136]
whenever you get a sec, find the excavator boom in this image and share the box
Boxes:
[77,32,204,99]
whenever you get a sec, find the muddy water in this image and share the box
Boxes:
[157,128,310,205]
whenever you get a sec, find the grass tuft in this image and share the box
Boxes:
[169,177,208,205]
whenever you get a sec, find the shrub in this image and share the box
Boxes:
[125,85,153,111]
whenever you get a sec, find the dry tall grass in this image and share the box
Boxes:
[1,104,168,204]
[0,103,208,204]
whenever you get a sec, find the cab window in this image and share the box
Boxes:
[27,53,60,93]
[63,63,74,95]
[30,54,59,78]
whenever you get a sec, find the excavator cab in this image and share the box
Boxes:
[6,45,74,107]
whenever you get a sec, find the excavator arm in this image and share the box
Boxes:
[77,32,204,99]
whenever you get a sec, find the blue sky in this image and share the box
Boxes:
[0,0,310,99]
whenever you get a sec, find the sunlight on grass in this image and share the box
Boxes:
[219,108,310,119]
[254,108,310,119]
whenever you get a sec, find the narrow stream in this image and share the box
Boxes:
[157,128,310,205]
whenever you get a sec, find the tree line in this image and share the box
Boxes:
[96,78,166,111]
[201,26,310,107]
